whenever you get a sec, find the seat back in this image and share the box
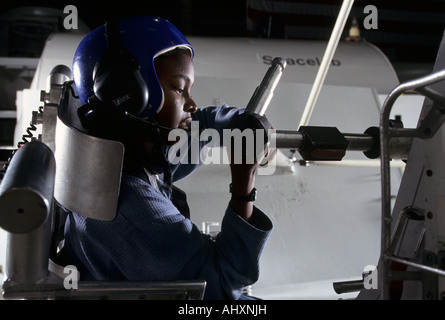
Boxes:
[54,116,124,221]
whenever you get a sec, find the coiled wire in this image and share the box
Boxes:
[0,105,44,180]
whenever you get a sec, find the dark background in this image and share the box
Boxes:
[1,0,444,63]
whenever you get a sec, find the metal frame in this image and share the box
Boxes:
[2,279,206,300]
[379,69,445,299]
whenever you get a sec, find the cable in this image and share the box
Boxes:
[0,105,44,180]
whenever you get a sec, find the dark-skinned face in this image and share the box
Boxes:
[154,51,197,145]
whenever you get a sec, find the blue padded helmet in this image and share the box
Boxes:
[72,16,194,118]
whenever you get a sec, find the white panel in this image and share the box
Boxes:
[191,37,399,94]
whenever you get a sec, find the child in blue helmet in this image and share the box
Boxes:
[62,16,273,300]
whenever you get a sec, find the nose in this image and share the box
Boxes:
[184,96,197,113]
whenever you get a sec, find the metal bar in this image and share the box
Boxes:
[3,280,207,300]
[273,130,376,152]
[271,129,304,149]
[0,111,17,119]
[299,0,355,127]
[271,129,411,161]
[333,279,364,294]
[385,255,445,278]
[245,57,286,116]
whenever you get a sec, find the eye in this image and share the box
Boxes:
[171,85,184,95]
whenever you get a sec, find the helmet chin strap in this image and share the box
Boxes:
[124,111,179,132]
